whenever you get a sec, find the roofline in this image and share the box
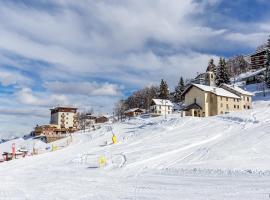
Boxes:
[183,84,241,99]
[50,106,78,110]
[220,84,254,96]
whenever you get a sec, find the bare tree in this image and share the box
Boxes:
[125,85,159,111]
[226,55,250,78]
[114,100,128,122]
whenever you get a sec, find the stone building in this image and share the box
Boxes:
[182,84,253,117]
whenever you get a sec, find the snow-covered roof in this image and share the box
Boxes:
[152,99,174,106]
[192,84,240,99]
[236,68,266,81]
[124,108,144,113]
[221,84,254,96]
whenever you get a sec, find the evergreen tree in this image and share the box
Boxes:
[159,79,169,99]
[216,58,230,86]
[174,77,185,102]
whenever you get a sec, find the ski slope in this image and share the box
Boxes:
[1,96,270,199]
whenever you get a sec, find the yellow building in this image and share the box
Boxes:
[182,84,253,117]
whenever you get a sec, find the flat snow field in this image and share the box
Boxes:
[1,98,270,199]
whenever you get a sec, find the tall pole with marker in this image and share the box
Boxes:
[12,143,15,159]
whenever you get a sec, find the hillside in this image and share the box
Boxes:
[1,93,270,199]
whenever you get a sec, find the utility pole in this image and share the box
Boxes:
[162,100,167,120]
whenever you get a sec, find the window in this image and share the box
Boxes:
[211,74,213,78]
[233,99,235,102]
[247,97,249,102]
[237,105,239,109]
[66,122,68,124]
[234,105,236,108]
[226,97,228,101]
[220,111,223,114]
[194,98,197,103]
[221,103,223,107]
[248,106,250,109]
[243,96,245,100]
[244,105,246,109]
[226,104,229,109]
[159,106,161,109]
[220,97,222,100]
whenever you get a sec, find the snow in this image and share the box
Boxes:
[124,108,144,113]
[152,98,174,106]
[221,83,254,96]
[193,83,240,98]
[2,92,270,199]
[235,68,266,81]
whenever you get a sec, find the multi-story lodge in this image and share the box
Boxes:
[250,49,268,70]
[34,106,78,143]
[50,106,78,130]
[182,84,253,117]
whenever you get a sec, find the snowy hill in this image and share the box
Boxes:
[1,93,270,199]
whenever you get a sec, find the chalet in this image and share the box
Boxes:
[34,124,68,143]
[124,108,145,117]
[250,49,268,70]
[95,116,109,124]
[150,99,173,116]
[182,84,253,117]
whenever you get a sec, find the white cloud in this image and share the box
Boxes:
[0,0,268,138]
[44,81,123,96]
[0,69,31,86]
[0,0,223,79]
[225,32,268,47]
[16,88,69,107]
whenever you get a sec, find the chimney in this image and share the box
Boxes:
[213,88,216,93]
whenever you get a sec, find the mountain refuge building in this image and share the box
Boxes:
[182,84,253,117]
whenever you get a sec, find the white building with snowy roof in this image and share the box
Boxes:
[182,83,253,117]
[150,99,173,116]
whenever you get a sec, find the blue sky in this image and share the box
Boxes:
[0,0,269,138]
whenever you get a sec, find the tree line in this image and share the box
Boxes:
[114,48,270,120]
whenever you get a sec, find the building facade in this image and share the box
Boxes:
[250,49,268,70]
[50,107,78,130]
[150,99,173,116]
[182,84,253,117]
[124,108,145,117]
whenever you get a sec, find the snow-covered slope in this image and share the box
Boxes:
[1,96,270,199]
